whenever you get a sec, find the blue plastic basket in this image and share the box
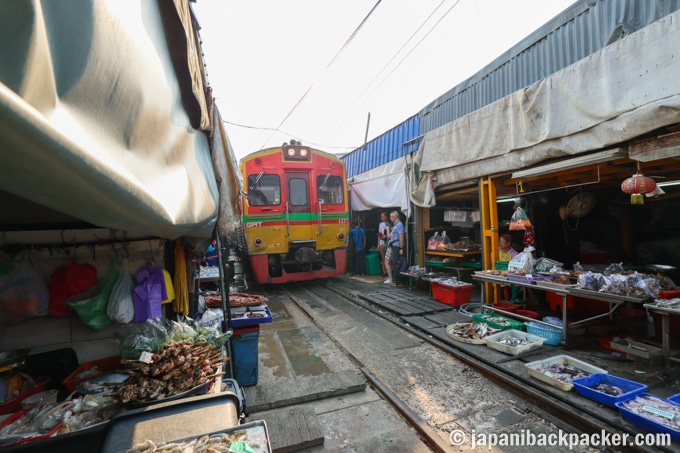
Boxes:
[616,394,680,442]
[572,373,647,408]
[525,321,562,346]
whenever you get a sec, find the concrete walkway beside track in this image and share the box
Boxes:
[239,273,680,452]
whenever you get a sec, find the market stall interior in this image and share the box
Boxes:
[420,137,680,377]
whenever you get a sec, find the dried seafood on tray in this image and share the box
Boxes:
[446,322,499,344]
[116,341,226,405]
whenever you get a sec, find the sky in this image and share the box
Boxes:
[192,0,576,161]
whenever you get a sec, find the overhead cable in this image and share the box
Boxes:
[259,0,384,150]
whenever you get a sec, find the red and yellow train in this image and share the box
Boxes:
[239,142,349,284]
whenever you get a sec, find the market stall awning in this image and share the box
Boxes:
[0,0,227,240]
[349,157,410,216]
[413,9,680,204]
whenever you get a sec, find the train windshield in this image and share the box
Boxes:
[288,178,308,206]
[247,174,280,206]
[317,175,344,205]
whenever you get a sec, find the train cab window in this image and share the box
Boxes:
[288,178,308,206]
[247,174,280,206]
[317,175,344,205]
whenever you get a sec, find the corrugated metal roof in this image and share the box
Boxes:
[342,115,420,178]
[419,0,680,134]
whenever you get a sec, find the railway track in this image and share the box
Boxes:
[270,279,663,453]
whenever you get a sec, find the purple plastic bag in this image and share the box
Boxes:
[133,264,164,322]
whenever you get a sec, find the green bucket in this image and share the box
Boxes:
[365,252,382,276]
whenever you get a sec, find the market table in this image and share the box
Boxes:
[472,272,650,345]
[642,303,680,375]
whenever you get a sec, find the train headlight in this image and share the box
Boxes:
[254,237,263,246]
[287,148,295,157]
[337,233,344,241]
[299,148,308,157]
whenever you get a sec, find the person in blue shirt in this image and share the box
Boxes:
[348,220,366,276]
[386,211,405,285]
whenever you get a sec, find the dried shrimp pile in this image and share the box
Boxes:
[128,426,270,453]
[117,341,226,404]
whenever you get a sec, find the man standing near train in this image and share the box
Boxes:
[388,211,405,286]
[348,220,366,276]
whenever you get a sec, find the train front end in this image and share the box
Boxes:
[240,143,349,284]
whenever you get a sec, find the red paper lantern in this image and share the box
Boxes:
[621,173,656,205]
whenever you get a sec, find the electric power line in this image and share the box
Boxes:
[223,119,360,150]
[332,0,451,134]
[259,0,384,150]
[335,0,463,139]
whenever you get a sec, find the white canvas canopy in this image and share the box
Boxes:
[412,9,680,205]
[0,0,240,241]
[349,157,411,217]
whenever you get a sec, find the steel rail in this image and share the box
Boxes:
[316,281,662,453]
[283,286,453,453]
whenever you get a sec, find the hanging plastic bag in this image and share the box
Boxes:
[49,261,97,318]
[0,251,50,325]
[509,205,532,231]
[133,264,164,322]
[107,258,135,324]
[67,262,118,331]
[427,232,441,250]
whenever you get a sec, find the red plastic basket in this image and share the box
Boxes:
[62,356,121,392]
[0,377,51,415]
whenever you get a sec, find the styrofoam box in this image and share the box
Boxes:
[484,329,546,356]
[525,354,608,391]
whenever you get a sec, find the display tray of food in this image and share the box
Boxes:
[446,323,501,345]
[535,280,573,291]
[507,273,552,285]
[566,286,650,303]
[572,373,647,408]
[112,420,272,453]
[204,292,269,308]
[472,313,524,331]
[616,394,680,443]
[484,329,546,356]
[230,306,272,327]
[524,355,608,392]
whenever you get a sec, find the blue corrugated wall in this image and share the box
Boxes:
[342,0,680,178]
[342,115,420,178]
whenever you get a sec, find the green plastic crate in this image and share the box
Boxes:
[426,261,457,267]
[472,313,524,331]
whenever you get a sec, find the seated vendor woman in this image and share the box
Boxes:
[499,234,519,301]
[499,234,518,262]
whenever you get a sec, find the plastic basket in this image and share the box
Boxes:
[473,313,524,331]
[62,356,121,392]
[572,373,647,408]
[525,321,562,346]
[616,394,680,442]
[495,261,509,271]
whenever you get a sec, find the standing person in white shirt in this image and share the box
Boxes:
[377,211,389,277]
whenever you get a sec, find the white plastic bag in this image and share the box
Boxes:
[108,258,135,324]
[508,246,535,274]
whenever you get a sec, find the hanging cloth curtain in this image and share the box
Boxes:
[173,239,189,316]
